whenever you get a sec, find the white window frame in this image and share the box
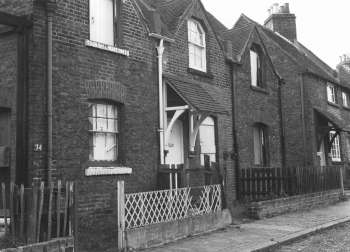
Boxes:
[250,49,259,87]
[188,19,206,72]
[329,130,341,162]
[199,117,216,167]
[89,103,119,161]
[89,0,115,46]
[327,83,337,104]
[342,91,349,107]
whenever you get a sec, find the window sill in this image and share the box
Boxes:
[85,166,132,176]
[342,105,350,111]
[327,101,340,108]
[250,85,269,94]
[85,39,129,57]
[187,68,214,79]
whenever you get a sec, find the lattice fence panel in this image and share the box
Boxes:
[125,184,221,229]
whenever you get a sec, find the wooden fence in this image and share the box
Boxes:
[239,166,342,202]
[0,179,75,244]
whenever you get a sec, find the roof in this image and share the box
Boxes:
[225,14,339,84]
[164,75,228,114]
[135,0,228,40]
[314,107,350,131]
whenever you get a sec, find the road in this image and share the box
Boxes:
[275,222,350,252]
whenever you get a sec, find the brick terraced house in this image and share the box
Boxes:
[1,0,350,250]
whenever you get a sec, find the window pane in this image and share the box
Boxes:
[327,84,336,103]
[90,0,114,45]
[199,117,216,166]
[343,92,348,107]
[250,50,258,87]
[329,131,341,161]
[253,127,261,165]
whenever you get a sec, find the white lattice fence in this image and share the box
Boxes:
[125,184,222,229]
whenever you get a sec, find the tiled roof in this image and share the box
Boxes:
[224,14,339,84]
[135,0,229,40]
[165,75,228,114]
[314,107,348,131]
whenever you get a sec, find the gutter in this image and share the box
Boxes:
[46,1,56,183]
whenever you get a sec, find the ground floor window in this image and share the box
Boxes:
[199,117,216,167]
[329,130,341,162]
[253,123,268,166]
[89,103,119,161]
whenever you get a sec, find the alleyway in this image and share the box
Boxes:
[140,199,350,252]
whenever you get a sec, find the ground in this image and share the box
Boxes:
[275,222,350,252]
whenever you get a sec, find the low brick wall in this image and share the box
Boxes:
[246,189,343,219]
[126,209,232,250]
[0,237,74,252]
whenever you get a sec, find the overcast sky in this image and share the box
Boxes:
[201,0,350,69]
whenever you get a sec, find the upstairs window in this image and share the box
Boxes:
[250,46,263,87]
[253,124,268,166]
[188,19,206,72]
[199,117,216,167]
[327,83,337,104]
[342,91,349,107]
[89,103,119,161]
[329,130,341,162]
[89,0,115,45]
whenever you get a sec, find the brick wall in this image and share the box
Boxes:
[0,237,74,252]
[162,2,235,202]
[0,33,18,182]
[234,31,283,170]
[247,189,342,219]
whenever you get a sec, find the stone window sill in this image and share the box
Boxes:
[85,166,132,176]
[85,39,129,57]
[187,68,214,79]
[327,101,340,108]
[250,85,269,94]
[342,105,350,111]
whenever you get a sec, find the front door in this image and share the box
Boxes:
[317,138,326,167]
[165,120,184,165]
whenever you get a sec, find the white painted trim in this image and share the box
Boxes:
[85,39,129,56]
[85,167,132,176]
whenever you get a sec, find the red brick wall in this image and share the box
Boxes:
[0,33,18,182]
[234,31,283,170]
[162,3,235,202]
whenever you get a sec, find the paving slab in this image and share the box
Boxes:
[139,200,350,252]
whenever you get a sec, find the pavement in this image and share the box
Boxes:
[140,197,350,252]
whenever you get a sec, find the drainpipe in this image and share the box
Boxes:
[277,78,286,169]
[156,39,165,165]
[47,1,56,183]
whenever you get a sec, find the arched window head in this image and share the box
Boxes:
[253,123,268,166]
[250,45,263,87]
[188,19,206,72]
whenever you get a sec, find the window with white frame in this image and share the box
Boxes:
[250,46,263,87]
[89,103,119,161]
[342,91,349,107]
[253,124,268,166]
[199,117,216,167]
[329,130,341,162]
[89,0,115,45]
[188,19,206,72]
[327,83,337,104]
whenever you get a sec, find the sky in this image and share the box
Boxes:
[201,0,350,69]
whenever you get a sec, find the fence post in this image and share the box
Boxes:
[117,180,126,251]
[27,178,40,244]
[340,166,345,196]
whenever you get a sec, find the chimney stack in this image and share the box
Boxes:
[264,3,297,42]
